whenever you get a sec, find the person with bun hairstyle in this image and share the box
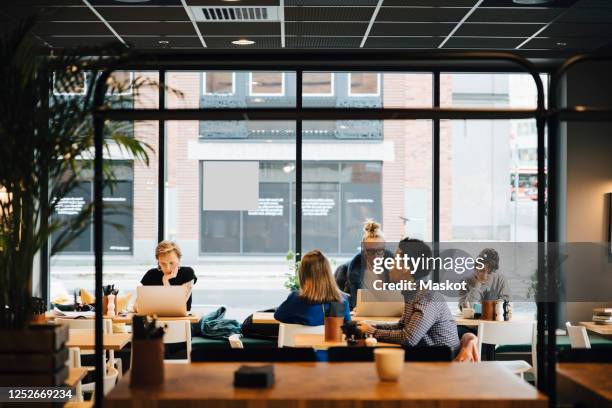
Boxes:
[274,249,351,326]
[138,240,198,311]
[346,220,393,309]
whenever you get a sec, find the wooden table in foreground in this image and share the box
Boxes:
[66,330,132,351]
[557,363,612,408]
[105,361,546,408]
[293,333,399,349]
[579,321,612,336]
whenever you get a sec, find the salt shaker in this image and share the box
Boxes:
[495,299,504,322]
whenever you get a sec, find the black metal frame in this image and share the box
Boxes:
[90,51,549,408]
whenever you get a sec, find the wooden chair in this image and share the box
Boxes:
[277,323,324,347]
[565,322,591,349]
[477,321,536,382]
[158,320,192,364]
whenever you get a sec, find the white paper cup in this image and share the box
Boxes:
[462,308,475,319]
[374,348,405,381]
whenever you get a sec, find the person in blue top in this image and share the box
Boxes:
[275,249,351,326]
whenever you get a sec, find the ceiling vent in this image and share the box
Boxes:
[190,6,280,22]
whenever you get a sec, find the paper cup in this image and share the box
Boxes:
[374,348,405,382]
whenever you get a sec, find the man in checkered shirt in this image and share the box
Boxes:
[357,238,460,353]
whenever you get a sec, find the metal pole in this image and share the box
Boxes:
[433,71,441,282]
[158,69,166,242]
[92,70,111,408]
[295,70,302,262]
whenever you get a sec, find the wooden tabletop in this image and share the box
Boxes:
[105,361,547,408]
[580,321,612,336]
[254,311,533,328]
[66,330,132,351]
[48,312,201,324]
[557,363,612,407]
[293,333,400,349]
[65,368,89,388]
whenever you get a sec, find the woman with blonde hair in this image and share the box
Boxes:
[139,240,197,311]
[346,220,392,309]
[274,249,351,326]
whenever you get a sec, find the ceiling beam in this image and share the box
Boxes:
[81,0,127,47]
[360,0,384,48]
[180,0,207,48]
[438,0,484,49]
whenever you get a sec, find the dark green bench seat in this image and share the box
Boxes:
[191,336,276,350]
[496,334,612,353]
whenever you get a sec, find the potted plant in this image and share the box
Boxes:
[0,18,154,386]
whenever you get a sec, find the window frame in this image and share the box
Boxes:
[249,72,286,97]
[303,72,335,97]
[105,71,134,96]
[52,71,88,96]
[202,71,236,96]
[347,72,381,97]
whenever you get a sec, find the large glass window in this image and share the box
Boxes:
[349,73,380,96]
[250,72,285,96]
[203,72,234,95]
[303,72,333,96]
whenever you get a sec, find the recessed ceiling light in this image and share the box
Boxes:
[158,40,170,44]
[114,0,151,3]
[556,41,567,47]
[232,39,255,46]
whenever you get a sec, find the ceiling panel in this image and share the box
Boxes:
[467,7,563,23]
[285,0,378,5]
[96,6,189,22]
[124,36,203,48]
[575,0,612,7]
[287,36,362,48]
[557,8,612,23]
[186,0,279,5]
[33,22,111,36]
[205,36,281,48]
[88,0,183,5]
[287,22,368,36]
[371,22,455,36]
[443,37,524,48]
[383,0,476,6]
[364,36,442,48]
[377,7,468,22]
[522,36,609,50]
[480,0,578,6]
[455,23,544,37]
[112,22,195,36]
[543,22,612,36]
[0,6,98,21]
[45,36,117,48]
[196,22,280,36]
[285,7,374,22]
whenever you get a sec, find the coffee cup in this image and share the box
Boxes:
[462,308,475,319]
[374,348,405,382]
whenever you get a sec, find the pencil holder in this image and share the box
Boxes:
[130,337,164,389]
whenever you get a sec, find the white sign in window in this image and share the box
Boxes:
[203,72,235,95]
[202,161,259,211]
[348,73,380,96]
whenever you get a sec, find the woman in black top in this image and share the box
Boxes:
[139,240,197,311]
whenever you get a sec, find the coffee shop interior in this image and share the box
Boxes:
[1,0,612,407]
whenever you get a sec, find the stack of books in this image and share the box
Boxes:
[592,308,612,325]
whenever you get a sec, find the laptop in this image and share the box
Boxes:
[353,289,405,317]
[136,286,188,317]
